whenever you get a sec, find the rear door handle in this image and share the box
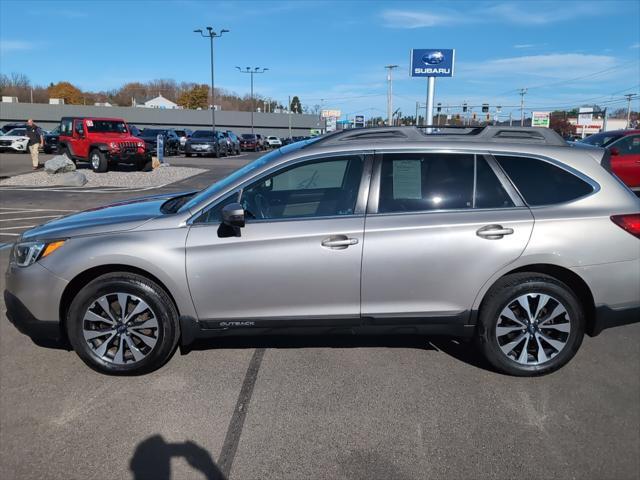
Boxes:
[476,224,514,239]
[321,235,359,249]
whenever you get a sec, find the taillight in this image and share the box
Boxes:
[611,214,640,239]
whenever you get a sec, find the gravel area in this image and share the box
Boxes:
[0,165,206,188]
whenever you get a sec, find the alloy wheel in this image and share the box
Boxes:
[91,153,100,170]
[495,293,571,365]
[82,293,159,365]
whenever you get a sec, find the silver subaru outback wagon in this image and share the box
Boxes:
[5,126,640,376]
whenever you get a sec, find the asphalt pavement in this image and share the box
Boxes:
[0,150,639,480]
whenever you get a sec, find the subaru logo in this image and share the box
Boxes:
[423,51,445,65]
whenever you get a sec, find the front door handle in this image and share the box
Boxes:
[476,224,514,239]
[321,235,359,249]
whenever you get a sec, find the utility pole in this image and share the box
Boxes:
[385,65,398,126]
[288,95,292,139]
[236,67,269,134]
[624,93,637,129]
[519,88,527,126]
[194,27,229,136]
[415,101,419,126]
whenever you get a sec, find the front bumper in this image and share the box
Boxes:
[4,290,68,348]
[186,143,216,155]
[5,260,69,347]
[107,151,148,163]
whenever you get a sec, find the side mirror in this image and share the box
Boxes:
[609,147,620,156]
[222,203,245,227]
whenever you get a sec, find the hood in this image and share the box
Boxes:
[1,135,28,141]
[21,191,194,241]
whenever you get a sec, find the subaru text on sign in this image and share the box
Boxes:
[410,49,455,77]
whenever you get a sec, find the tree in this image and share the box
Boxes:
[177,84,209,110]
[290,96,302,114]
[549,113,575,138]
[48,81,83,104]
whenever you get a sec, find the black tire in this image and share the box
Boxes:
[89,149,108,173]
[44,147,52,154]
[138,157,153,172]
[214,146,220,158]
[185,152,192,157]
[66,272,180,375]
[477,273,585,376]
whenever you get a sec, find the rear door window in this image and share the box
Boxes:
[495,155,593,206]
[378,153,514,213]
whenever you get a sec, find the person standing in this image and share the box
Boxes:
[26,119,44,170]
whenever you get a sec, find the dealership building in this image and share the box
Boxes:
[0,102,325,136]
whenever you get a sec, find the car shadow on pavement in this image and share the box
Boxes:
[130,435,225,480]
[185,335,496,373]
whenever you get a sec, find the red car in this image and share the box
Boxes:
[580,129,640,190]
[57,117,149,173]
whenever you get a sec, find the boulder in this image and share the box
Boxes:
[44,154,76,175]
[54,171,87,187]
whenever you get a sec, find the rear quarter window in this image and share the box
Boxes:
[495,155,594,206]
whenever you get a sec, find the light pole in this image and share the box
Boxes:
[385,65,398,126]
[194,27,229,136]
[236,67,269,134]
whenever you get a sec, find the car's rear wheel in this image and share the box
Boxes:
[90,149,108,173]
[477,273,584,376]
[66,273,179,375]
[185,152,192,157]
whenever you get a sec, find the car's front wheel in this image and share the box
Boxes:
[66,273,180,375]
[89,149,108,173]
[477,273,584,376]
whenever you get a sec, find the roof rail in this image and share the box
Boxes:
[311,125,567,147]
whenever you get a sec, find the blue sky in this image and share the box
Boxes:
[1,0,639,119]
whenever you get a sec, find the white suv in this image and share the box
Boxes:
[265,136,283,148]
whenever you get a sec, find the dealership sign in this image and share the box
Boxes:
[532,112,551,128]
[321,109,341,118]
[578,107,593,126]
[410,49,455,77]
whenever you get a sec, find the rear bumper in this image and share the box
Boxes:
[590,304,640,336]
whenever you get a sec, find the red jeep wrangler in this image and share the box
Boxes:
[57,117,150,173]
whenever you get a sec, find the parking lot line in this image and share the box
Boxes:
[0,215,62,222]
[0,225,36,230]
[0,207,77,212]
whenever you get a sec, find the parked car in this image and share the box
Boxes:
[579,129,640,190]
[0,128,29,153]
[128,124,143,137]
[222,131,241,156]
[43,126,60,154]
[1,122,27,135]
[5,126,639,375]
[185,130,229,157]
[57,117,149,172]
[174,129,193,152]
[239,133,265,152]
[138,129,181,157]
[265,136,283,148]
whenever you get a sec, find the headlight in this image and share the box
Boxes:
[137,141,144,148]
[109,142,118,149]
[12,240,65,267]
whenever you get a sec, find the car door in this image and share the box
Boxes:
[609,134,640,188]
[185,152,371,325]
[361,151,534,324]
[70,119,88,158]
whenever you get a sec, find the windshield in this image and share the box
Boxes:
[3,129,26,136]
[179,137,322,213]
[86,120,128,134]
[141,129,165,136]
[192,130,215,138]
[580,132,624,147]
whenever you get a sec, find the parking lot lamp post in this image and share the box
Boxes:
[384,65,398,126]
[236,67,269,135]
[194,27,229,137]
[519,88,527,126]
